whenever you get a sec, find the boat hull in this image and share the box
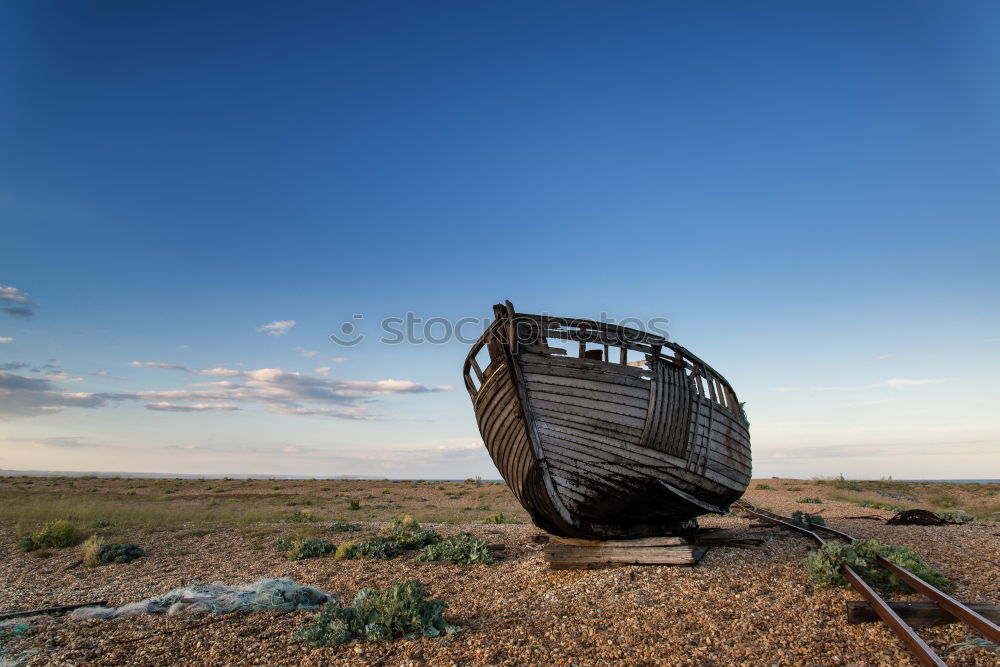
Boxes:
[465,302,751,539]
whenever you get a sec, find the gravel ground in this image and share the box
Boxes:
[2,488,998,665]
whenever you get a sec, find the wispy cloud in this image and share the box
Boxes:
[775,378,947,393]
[132,368,453,419]
[885,378,944,388]
[0,285,35,317]
[0,370,126,418]
[0,337,12,343]
[331,357,347,363]
[129,361,189,371]
[0,362,29,370]
[314,366,330,376]
[0,363,452,421]
[293,347,318,357]
[875,353,892,360]
[256,320,296,336]
[145,402,239,412]
[773,385,849,394]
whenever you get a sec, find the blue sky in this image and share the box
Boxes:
[1,1,998,479]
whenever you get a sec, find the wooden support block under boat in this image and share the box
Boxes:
[544,535,708,569]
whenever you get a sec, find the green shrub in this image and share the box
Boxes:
[82,535,145,566]
[19,520,84,551]
[797,497,823,504]
[482,512,506,524]
[806,539,949,595]
[285,509,316,523]
[294,580,460,646]
[272,537,294,551]
[348,499,361,510]
[415,533,496,565]
[755,483,771,490]
[786,486,802,491]
[98,542,145,564]
[391,514,419,532]
[789,511,825,528]
[287,538,336,561]
[394,529,440,550]
[336,537,406,560]
[938,510,973,523]
[327,521,361,532]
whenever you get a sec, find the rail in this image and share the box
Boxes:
[734,501,999,665]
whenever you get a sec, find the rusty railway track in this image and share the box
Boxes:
[733,500,1000,666]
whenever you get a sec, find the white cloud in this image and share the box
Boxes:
[96,370,110,376]
[0,337,12,343]
[1,362,451,421]
[314,366,330,376]
[293,347,318,357]
[331,357,347,363]
[130,361,189,371]
[885,378,944,388]
[0,370,122,418]
[875,353,892,360]
[0,286,29,304]
[133,368,452,420]
[0,285,35,317]
[256,320,296,336]
[46,371,83,382]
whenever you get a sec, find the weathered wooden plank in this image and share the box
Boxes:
[531,405,646,441]
[846,601,1000,628]
[520,352,652,380]
[524,379,649,410]
[520,361,652,391]
[529,398,647,430]
[544,543,705,569]
[553,536,687,547]
[535,421,687,468]
[522,372,650,399]
[527,388,649,419]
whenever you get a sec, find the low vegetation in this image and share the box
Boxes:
[415,533,496,565]
[18,519,84,552]
[789,511,825,528]
[754,483,771,490]
[806,539,949,595]
[294,580,460,646]
[796,497,823,504]
[326,520,361,532]
[335,516,442,561]
[80,536,145,566]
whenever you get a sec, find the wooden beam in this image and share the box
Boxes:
[847,601,1000,628]
[544,537,707,569]
[0,600,108,621]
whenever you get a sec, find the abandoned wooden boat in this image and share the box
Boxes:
[463,301,751,539]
